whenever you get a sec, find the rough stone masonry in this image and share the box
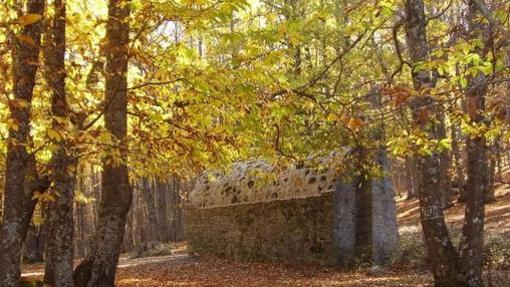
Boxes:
[184,156,399,267]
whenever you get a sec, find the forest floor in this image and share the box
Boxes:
[22,188,510,286]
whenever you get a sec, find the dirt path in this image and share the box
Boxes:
[21,254,191,278]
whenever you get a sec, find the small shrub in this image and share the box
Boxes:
[484,231,510,271]
[484,230,510,286]
[392,226,426,268]
[130,242,180,259]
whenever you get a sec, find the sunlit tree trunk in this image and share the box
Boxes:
[0,1,46,286]
[73,0,132,286]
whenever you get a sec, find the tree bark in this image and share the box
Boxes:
[0,1,46,286]
[42,1,77,286]
[141,177,158,247]
[458,2,490,285]
[485,149,496,203]
[405,157,419,199]
[168,178,184,242]
[451,123,466,200]
[155,180,170,243]
[73,0,132,286]
[23,223,46,263]
[134,182,148,254]
[404,0,467,285]
[438,114,453,208]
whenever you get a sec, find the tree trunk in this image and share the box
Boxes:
[168,178,184,242]
[485,150,496,203]
[141,177,158,247]
[123,198,136,253]
[458,3,490,285]
[451,124,466,200]
[74,189,86,259]
[438,114,453,208]
[404,0,467,285]
[73,0,132,286]
[42,1,77,286]
[0,1,46,286]
[23,224,46,263]
[135,182,148,254]
[155,180,170,243]
[405,157,419,199]
[354,154,372,264]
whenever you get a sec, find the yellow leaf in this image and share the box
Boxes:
[17,14,43,26]
[7,119,19,131]
[47,128,62,141]
[32,191,42,200]
[347,117,364,131]
[327,113,339,122]
[98,131,113,144]
[16,34,36,45]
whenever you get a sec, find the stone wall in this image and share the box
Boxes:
[184,154,399,267]
[185,193,339,265]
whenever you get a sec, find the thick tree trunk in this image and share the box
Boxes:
[43,1,76,286]
[404,0,468,285]
[0,1,46,286]
[459,74,488,286]
[123,199,136,252]
[485,151,496,203]
[73,0,132,286]
[74,192,86,258]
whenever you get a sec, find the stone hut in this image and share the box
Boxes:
[184,156,399,267]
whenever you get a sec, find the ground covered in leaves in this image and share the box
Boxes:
[22,190,510,286]
[115,255,431,287]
